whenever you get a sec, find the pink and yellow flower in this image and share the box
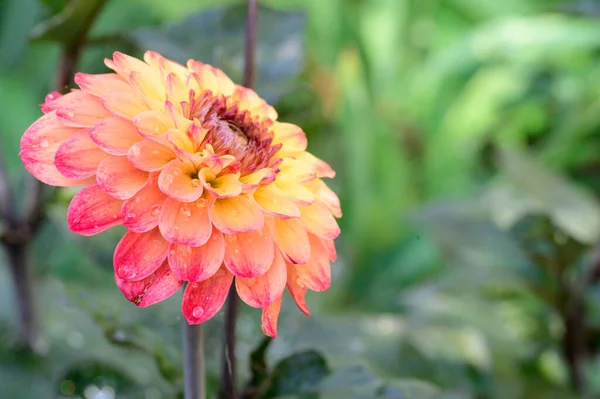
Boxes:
[19,51,341,337]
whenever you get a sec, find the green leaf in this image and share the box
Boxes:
[130,4,305,103]
[263,350,330,398]
[30,0,106,47]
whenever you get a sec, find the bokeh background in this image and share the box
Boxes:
[2,0,600,398]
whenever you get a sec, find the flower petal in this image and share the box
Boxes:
[54,129,107,179]
[209,195,264,234]
[168,227,224,282]
[295,234,331,292]
[254,184,300,219]
[187,61,235,96]
[102,92,149,119]
[133,110,175,137]
[19,111,89,186]
[128,139,176,172]
[286,263,310,315]
[42,90,112,127]
[294,151,336,178]
[276,181,315,205]
[200,170,242,198]
[158,159,203,202]
[272,122,307,153]
[223,227,274,278]
[122,175,167,233]
[235,249,286,308]
[276,158,316,184]
[67,185,123,235]
[305,179,342,218]
[75,73,132,97]
[300,200,340,240]
[116,261,182,307]
[322,238,337,262]
[89,117,143,155]
[97,155,149,200]
[261,295,283,338]
[113,228,169,281]
[158,197,212,246]
[270,218,310,264]
[182,267,233,324]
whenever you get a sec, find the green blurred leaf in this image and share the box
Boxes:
[263,350,329,398]
[30,0,106,47]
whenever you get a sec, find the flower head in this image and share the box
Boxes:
[20,51,341,337]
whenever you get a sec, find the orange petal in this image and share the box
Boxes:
[113,228,169,281]
[42,90,112,127]
[128,139,176,172]
[89,117,143,155]
[277,158,317,184]
[130,70,166,102]
[254,184,301,219]
[158,197,212,246]
[294,151,336,178]
[235,249,287,308]
[286,263,310,315]
[102,92,149,119]
[295,234,331,291]
[270,218,310,264]
[187,61,235,96]
[67,185,123,235]
[166,128,195,154]
[272,122,307,153]
[239,169,276,191]
[74,73,132,97]
[122,175,167,233]
[199,169,242,198]
[19,111,88,186]
[116,261,182,307]
[109,51,158,80]
[232,86,277,120]
[182,267,233,324]
[133,110,175,137]
[97,155,149,200]
[209,195,264,234]
[223,227,274,278]
[261,294,283,338]
[322,238,337,262]
[168,227,224,282]
[305,179,342,218]
[300,200,340,240]
[54,129,107,179]
[158,159,203,202]
[276,181,315,205]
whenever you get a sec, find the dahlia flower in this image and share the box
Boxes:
[19,51,341,337]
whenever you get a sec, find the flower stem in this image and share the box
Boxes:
[183,315,206,399]
[219,1,258,398]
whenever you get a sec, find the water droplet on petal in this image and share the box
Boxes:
[169,249,176,256]
[40,139,49,148]
[131,145,141,157]
[234,249,240,254]
[191,282,198,289]
[192,306,205,318]
[196,198,208,207]
[191,179,201,188]
[181,206,192,218]
[66,111,74,119]
[273,199,278,204]
[118,264,137,279]
[164,174,174,184]
[230,210,238,217]
[152,149,160,155]
[296,278,304,288]
[151,205,161,216]
[173,168,182,176]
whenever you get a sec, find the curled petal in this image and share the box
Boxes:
[54,129,107,179]
[199,169,242,198]
[286,263,310,315]
[182,267,233,324]
[276,158,316,184]
[97,155,149,200]
[269,218,310,264]
[305,179,342,218]
[294,151,336,178]
[113,229,169,281]
[295,234,331,292]
[42,90,111,127]
[300,200,340,240]
[102,92,149,119]
[158,159,203,202]
[232,86,277,120]
[158,197,212,246]
[75,73,132,97]
[261,295,283,338]
[89,117,143,155]
[272,122,307,153]
[122,175,167,233]
[133,110,175,137]
[254,184,300,219]
[67,185,123,235]
[210,195,264,234]
[19,111,89,186]
[223,227,274,278]
[239,169,276,191]
[128,139,175,172]
[116,261,182,307]
[236,249,286,308]
[168,227,224,282]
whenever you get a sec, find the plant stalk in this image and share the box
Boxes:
[183,316,206,399]
[219,1,258,398]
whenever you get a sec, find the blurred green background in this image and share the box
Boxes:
[3,0,600,398]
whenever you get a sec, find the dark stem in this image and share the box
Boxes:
[183,315,206,399]
[220,1,258,398]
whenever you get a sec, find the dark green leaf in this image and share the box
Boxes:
[263,350,330,398]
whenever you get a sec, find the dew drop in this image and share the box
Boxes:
[173,168,182,176]
[230,210,238,217]
[118,264,137,279]
[196,198,208,207]
[180,206,192,217]
[191,282,199,289]
[152,149,160,155]
[205,182,212,187]
[164,174,174,184]
[151,205,161,216]
[131,145,141,157]
[191,179,201,188]
[234,249,240,254]
[169,249,176,256]
[66,111,74,119]
[192,306,205,318]
[134,197,142,203]
[296,278,305,288]
[273,199,278,204]
[40,139,49,148]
